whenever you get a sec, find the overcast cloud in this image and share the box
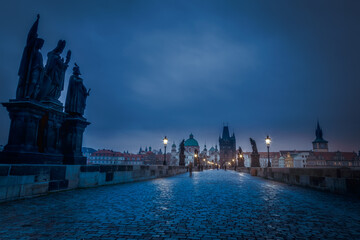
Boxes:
[0,0,359,153]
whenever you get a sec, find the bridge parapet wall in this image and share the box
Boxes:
[0,164,186,203]
[237,167,360,196]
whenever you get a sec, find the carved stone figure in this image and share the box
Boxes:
[65,63,90,116]
[179,139,185,166]
[237,146,244,167]
[40,40,71,101]
[250,138,258,154]
[16,14,44,99]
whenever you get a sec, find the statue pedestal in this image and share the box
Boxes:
[238,158,245,167]
[251,153,260,167]
[0,100,65,164]
[62,116,90,165]
[41,99,63,111]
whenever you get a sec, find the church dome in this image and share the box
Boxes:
[184,133,199,147]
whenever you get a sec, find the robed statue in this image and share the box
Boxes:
[65,63,90,116]
[249,138,258,154]
[16,14,44,99]
[179,139,185,166]
[238,146,243,155]
[39,40,71,101]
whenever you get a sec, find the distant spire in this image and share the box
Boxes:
[221,126,230,139]
[315,120,323,140]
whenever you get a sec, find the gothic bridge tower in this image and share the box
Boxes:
[219,125,236,166]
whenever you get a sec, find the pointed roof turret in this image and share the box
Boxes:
[313,120,328,143]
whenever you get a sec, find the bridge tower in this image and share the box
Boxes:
[219,125,236,167]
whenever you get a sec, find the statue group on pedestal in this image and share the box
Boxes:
[0,14,91,165]
[16,14,89,116]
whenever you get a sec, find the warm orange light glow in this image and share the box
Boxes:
[265,135,271,146]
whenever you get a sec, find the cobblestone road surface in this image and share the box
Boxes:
[1,170,360,239]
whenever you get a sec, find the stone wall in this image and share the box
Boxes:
[237,167,360,196]
[0,164,186,203]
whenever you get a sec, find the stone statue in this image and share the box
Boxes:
[237,146,245,167]
[179,139,185,166]
[16,14,44,100]
[65,63,90,116]
[39,40,71,100]
[250,138,258,154]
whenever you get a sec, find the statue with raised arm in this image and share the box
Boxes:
[16,14,44,99]
[39,40,71,101]
[250,138,258,154]
[65,63,90,116]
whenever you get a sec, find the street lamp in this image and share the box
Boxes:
[163,136,168,165]
[265,135,271,167]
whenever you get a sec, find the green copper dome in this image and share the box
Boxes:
[184,133,199,147]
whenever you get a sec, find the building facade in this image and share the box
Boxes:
[88,149,144,165]
[306,151,360,167]
[208,145,220,163]
[184,133,200,165]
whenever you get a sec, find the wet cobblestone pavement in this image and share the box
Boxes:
[1,170,360,239]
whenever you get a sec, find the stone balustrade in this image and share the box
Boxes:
[237,167,360,196]
[0,164,186,203]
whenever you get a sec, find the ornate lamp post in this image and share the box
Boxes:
[265,135,271,167]
[163,136,168,165]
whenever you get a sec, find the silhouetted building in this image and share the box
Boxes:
[312,121,328,152]
[219,126,236,166]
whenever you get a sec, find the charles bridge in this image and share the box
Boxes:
[0,170,360,239]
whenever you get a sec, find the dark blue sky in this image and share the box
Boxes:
[0,0,359,153]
